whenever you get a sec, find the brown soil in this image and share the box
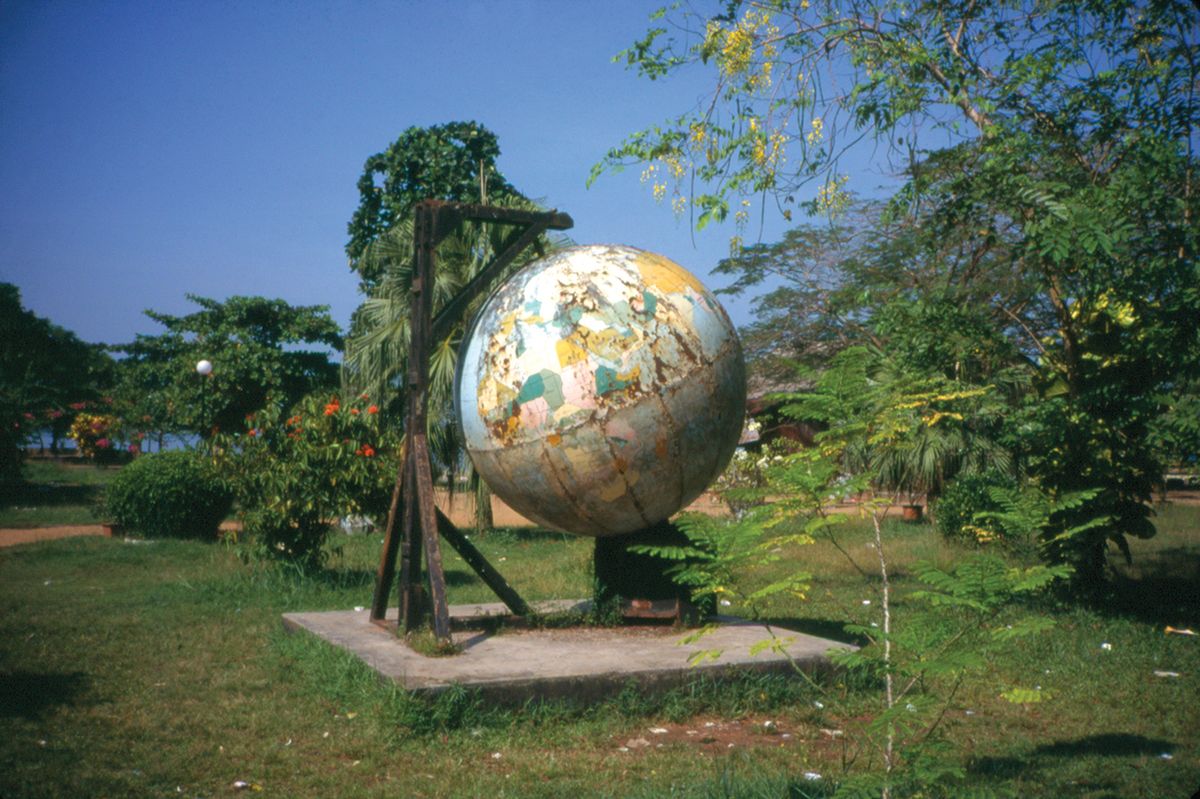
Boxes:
[0,525,113,547]
[610,716,815,756]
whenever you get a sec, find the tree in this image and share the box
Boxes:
[343,124,563,532]
[604,0,1200,587]
[0,284,114,482]
[345,122,528,293]
[113,295,343,441]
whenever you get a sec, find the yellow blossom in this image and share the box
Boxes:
[806,117,824,145]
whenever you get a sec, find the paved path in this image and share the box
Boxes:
[0,525,111,548]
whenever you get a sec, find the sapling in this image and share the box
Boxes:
[647,351,1078,797]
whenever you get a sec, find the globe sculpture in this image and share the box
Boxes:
[456,244,746,537]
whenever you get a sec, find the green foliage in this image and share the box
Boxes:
[0,283,115,482]
[341,124,563,505]
[644,347,1075,796]
[211,391,398,568]
[606,0,1200,588]
[933,471,1017,546]
[345,121,527,292]
[103,450,232,539]
[633,510,813,625]
[112,294,342,442]
[1149,376,1200,479]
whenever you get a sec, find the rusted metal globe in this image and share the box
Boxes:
[456,244,746,537]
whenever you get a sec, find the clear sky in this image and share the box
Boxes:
[0,0,822,347]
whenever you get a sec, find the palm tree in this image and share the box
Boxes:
[342,195,568,531]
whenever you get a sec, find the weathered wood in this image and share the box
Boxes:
[398,446,424,631]
[370,200,574,643]
[413,436,451,641]
[435,508,531,617]
[370,438,408,624]
[431,219,550,343]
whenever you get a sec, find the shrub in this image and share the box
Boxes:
[69,412,122,462]
[932,470,1017,545]
[104,450,233,539]
[211,391,398,568]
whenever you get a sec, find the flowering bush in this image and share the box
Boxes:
[68,413,121,462]
[211,391,397,568]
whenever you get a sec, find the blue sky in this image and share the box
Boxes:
[0,0,842,347]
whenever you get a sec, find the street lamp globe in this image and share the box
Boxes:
[195,359,213,376]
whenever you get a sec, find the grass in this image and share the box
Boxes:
[0,459,120,527]
[1,492,1198,796]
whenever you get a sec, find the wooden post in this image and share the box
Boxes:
[369,201,573,642]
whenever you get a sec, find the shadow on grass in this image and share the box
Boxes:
[1101,546,1200,623]
[0,482,102,509]
[1033,732,1176,757]
[0,671,89,720]
[478,527,576,545]
[969,732,1178,791]
[304,566,479,591]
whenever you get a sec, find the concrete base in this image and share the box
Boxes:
[282,602,854,705]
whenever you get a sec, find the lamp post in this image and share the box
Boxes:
[195,359,213,439]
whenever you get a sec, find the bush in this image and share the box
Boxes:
[932,470,1017,545]
[210,391,398,568]
[104,450,233,539]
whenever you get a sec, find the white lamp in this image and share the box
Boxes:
[195,359,213,376]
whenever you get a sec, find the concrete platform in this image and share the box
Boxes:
[282,602,854,705]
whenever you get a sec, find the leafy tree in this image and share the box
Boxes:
[605,0,1200,587]
[113,295,342,440]
[0,284,114,482]
[346,122,527,293]
[343,125,563,531]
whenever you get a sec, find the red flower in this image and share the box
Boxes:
[350,408,360,416]
[367,405,379,415]
[357,444,376,457]
[324,401,340,416]
[95,438,110,449]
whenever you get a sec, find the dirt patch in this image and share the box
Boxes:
[0,521,241,548]
[0,525,112,548]
[612,716,809,755]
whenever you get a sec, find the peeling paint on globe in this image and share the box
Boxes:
[455,244,746,537]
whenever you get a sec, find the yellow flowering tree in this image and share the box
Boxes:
[600,0,1200,588]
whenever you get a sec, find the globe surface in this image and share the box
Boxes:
[456,244,746,537]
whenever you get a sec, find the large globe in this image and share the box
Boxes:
[456,244,746,537]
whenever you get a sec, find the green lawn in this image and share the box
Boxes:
[0,459,119,527]
[1,506,1197,797]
